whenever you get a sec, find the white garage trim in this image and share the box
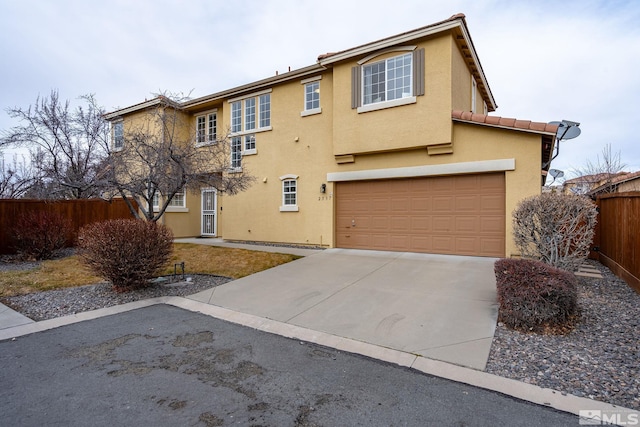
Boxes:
[327,159,515,182]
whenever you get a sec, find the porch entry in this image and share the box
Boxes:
[201,188,217,236]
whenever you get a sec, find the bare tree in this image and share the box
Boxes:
[513,192,598,272]
[0,153,36,198]
[568,144,627,195]
[107,95,255,221]
[0,90,110,199]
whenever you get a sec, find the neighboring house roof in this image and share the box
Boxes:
[588,170,640,195]
[451,110,558,174]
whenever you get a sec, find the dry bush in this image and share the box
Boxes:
[78,219,173,291]
[12,211,73,260]
[513,193,597,271]
[495,258,578,333]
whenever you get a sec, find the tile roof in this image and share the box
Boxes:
[452,110,559,134]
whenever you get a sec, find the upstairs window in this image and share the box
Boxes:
[245,98,256,131]
[351,48,424,112]
[305,81,320,110]
[259,94,270,128]
[231,101,242,133]
[301,76,322,117]
[363,53,412,105]
[112,121,124,150]
[196,112,217,145]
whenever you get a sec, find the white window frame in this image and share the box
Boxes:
[228,89,272,157]
[167,188,186,208]
[195,111,217,146]
[301,75,322,117]
[362,52,413,107]
[112,121,124,151]
[152,188,188,213]
[230,136,242,171]
[279,174,299,212]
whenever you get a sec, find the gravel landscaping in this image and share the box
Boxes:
[2,255,639,411]
[486,260,640,410]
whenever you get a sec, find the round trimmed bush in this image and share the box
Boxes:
[494,258,578,333]
[79,219,173,291]
[12,211,73,260]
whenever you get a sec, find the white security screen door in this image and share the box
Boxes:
[201,188,217,236]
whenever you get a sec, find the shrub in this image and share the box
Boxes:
[12,211,73,260]
[78,219,173,291]
[513,192,597,272]
[494,258,578,333]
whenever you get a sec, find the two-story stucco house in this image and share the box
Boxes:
[105,14,559,258]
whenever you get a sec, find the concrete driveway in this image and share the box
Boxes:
[190,248,499,370]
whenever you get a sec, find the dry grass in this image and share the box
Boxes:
[0,243,300,298]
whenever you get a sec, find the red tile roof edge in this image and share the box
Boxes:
[451,110,558,134]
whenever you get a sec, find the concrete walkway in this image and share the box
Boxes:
[189,248,499,370]
[0,302,34,330]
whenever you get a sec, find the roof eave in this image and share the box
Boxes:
[181,64,327,110]
[318,20,462,66]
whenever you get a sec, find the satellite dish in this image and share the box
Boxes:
[549,120,581,140]
[549,169,564,179]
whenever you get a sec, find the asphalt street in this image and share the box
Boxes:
[0,304,578,426]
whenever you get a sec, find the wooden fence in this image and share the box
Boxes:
[591,192,640,293]
[0,198,136,255]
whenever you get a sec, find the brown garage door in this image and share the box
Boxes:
[335,173,505,257]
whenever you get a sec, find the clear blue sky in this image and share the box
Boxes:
[1,0,638,178]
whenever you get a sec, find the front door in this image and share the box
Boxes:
[201,188,217,236]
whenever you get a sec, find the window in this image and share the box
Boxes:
[168,189,185,208]
[259,94,270,128]
[231,101,242,133]
[196,112,217,145]
[351,48,424,112]
[363,53,412,105]
[305,81,320,110]
[228,90,271,157]
[244,134,255,152]
[231,136,242,169]
[152,192,160,210]
[245,98,256,131]
[152,189,186,210]
[113,121,124,150]
[279,174,299,212]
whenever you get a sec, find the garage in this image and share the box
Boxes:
[335,173,505,257]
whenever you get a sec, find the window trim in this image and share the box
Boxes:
[301,77,322,117]
[230,136,243,171]
[152,188,189,213]
[352,47,424,113]
[195,110,217,146]
[279,174,299,212]
[361,52,413,107]
[112,120,124,151]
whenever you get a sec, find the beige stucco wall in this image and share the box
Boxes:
[209,72,336,246]
[142,31,544,257]
[330,33,453,155]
